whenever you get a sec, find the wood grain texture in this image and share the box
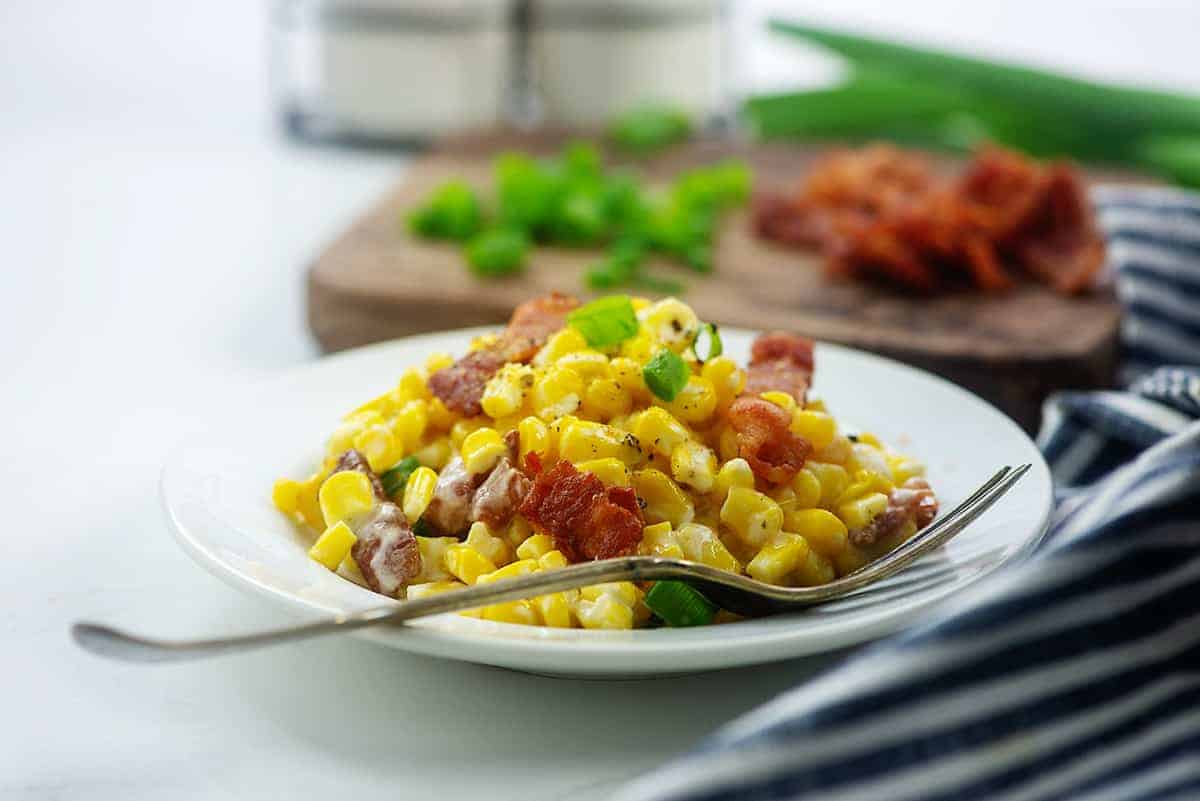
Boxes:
[308,132,1124,430]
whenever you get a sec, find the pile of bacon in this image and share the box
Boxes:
[330,294,936,599]
[752,144,1106,294]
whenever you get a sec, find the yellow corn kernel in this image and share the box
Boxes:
[396,368,429,404]
[445,545,498,585]
[702,356,746,409]
[480,364,534,419]
[538,550,569,570]
[450,417,487,449]
[633,468,695,528]
[426,397,456,431]
[505,515,533,549]
[580,581,639,607]
[664,376,718,424]
[576,594,635,630]
[717,424,740,462]
[461,427,508,475]
[469,333,500,352]
[837,491,889,531]
[609,357,647,397]
[582,377,633,421]
[721,487,784,547]
[391,399,429,453]
[405,580,464,600]
[402,465,438,523]
[318,470,376,528]
[347,388,399,420]
[715,458,756,500]
[577,457,632,487]
[619,331,657,363]
[847,442,894,482]
[337,552,366,585]
[491,414,524,436]
[835,545,871,576]
[790,467,823,510]
[476,558,540,584]
[415,536,458,582]
[670,440,718,493]
[807,462,850,508]
[534,327,588,366]
[413,436,452,470]
[857,432,882,448]
[675,522,741,573]
[272,478,302,517]
[354,424,401,472]
[887,454,926,485]
[516,415,551,462]
[481,600,540,625]
[464,521,512,566]
[789,508,849,556]
[296,470,328,531]
[532,365,584,420]
[814,434,852,465]
[557,349,610,379]
[424,351,455,375]
[516,533,555,560]
[791,409,837,451]
[631,406,690,458]
[747,532,810,585]
[795,548,836,585]
[760,391,797,414]
[639,298,699,351]
[308,521,358,570]
[557,419,642,466]
[640,521,685,560]
[534,592,574,628]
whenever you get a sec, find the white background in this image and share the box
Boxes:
[2,2,1198,799]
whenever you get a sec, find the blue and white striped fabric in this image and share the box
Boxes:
[616,187,1200,801]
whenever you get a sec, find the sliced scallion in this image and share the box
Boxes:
[645,581,717,627]
[642,349,690,402]
[380,456,421,499]
[691,323,723,363]
[567,295,640,347]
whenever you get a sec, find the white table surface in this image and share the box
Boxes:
[3,2,1197,799]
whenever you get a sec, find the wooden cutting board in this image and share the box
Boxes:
[308,132,1124,431]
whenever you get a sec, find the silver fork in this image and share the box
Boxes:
[73,464,1030,663]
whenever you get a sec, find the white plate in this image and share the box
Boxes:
[163,328,1053,677]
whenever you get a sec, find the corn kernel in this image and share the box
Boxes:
[582,377,633,421]
[308,521,358,569]
[702,356,746,409]
[747,532,810,584]
[717,424,740,462]
[633,468,695,527]
[670,440,718,493]
[532,365,584,420]
[461,427,508,475]
[558,419,643,466]
[534,327,588,366]
[790,467,823,510]
[640,521,685,559]
[505,515,533,549]
[620,331,657,363]
[476,558,540,584]
[837,491,889,531]
[609,357,647,397]
[413,436,452,470]
[576,594,635,630]
[791,409,836,451]
[465,521,512,566]
[396,368,429,404]
[534,592,573,628]
[480,364,534,419]
[347,389,399,419]
[296,470,328,530]
[415,536,458,582]
[424,352,455,374]
[517,416,552,462]
[576,457,632,487]
[760,391,797,414]
[318,470,376,527]
[639,298,699,351]
[795,549,836,585]
[789,509,849,557]
[675,522,741,573]
[450,417,487,449]
[445,545,498,585]
[391,399,429,453]
[405,580,464,600]
[557,349,610,379]
[887,454,926,485]
[631,407,690,458]
[715,458,756,501]
[402,465,438,523]
[807,462,850,508]
[848,442,894,482]
[538,549,569,570]
[720,487,784,546]
[481,600,540,625]
[272,478,302,517]
[516,533,556,560]
[353,424,401,472]
[580,581,639,607]
[426,397,456,431]
[814,434,852,465]
[337,552,366,585]
[664,376,718,424]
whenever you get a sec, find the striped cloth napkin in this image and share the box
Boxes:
[616,187,1200,801]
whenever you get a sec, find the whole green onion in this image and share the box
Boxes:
[567,295,640,347]
[380,456,422,499]
[645,581,717,627]
[643,349,690,401]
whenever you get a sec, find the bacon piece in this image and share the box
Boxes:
[519,459,645,562]
[421,456,481,536]
[351,503,421,597]
[849,477,939,547]
[726,396,811,485]
[745,332,816,402]
[428,293,579,415]
[469,457,531,530]
[333,448,388,501]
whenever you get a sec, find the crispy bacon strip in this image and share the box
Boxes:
[519,459,645,562]
[745,332,816,403]
[726,396,811,485]
[849,477,939,548]
[428,293,580,416]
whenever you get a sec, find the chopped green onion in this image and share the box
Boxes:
[643,349,690,401]
[567,295,640,347]
[379,456,421,499]
[406,180,483,242]
[466,228,528,277]
[691,323,723,362]
[645,581,717,627]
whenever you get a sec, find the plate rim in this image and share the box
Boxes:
[161,327,1054,675]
